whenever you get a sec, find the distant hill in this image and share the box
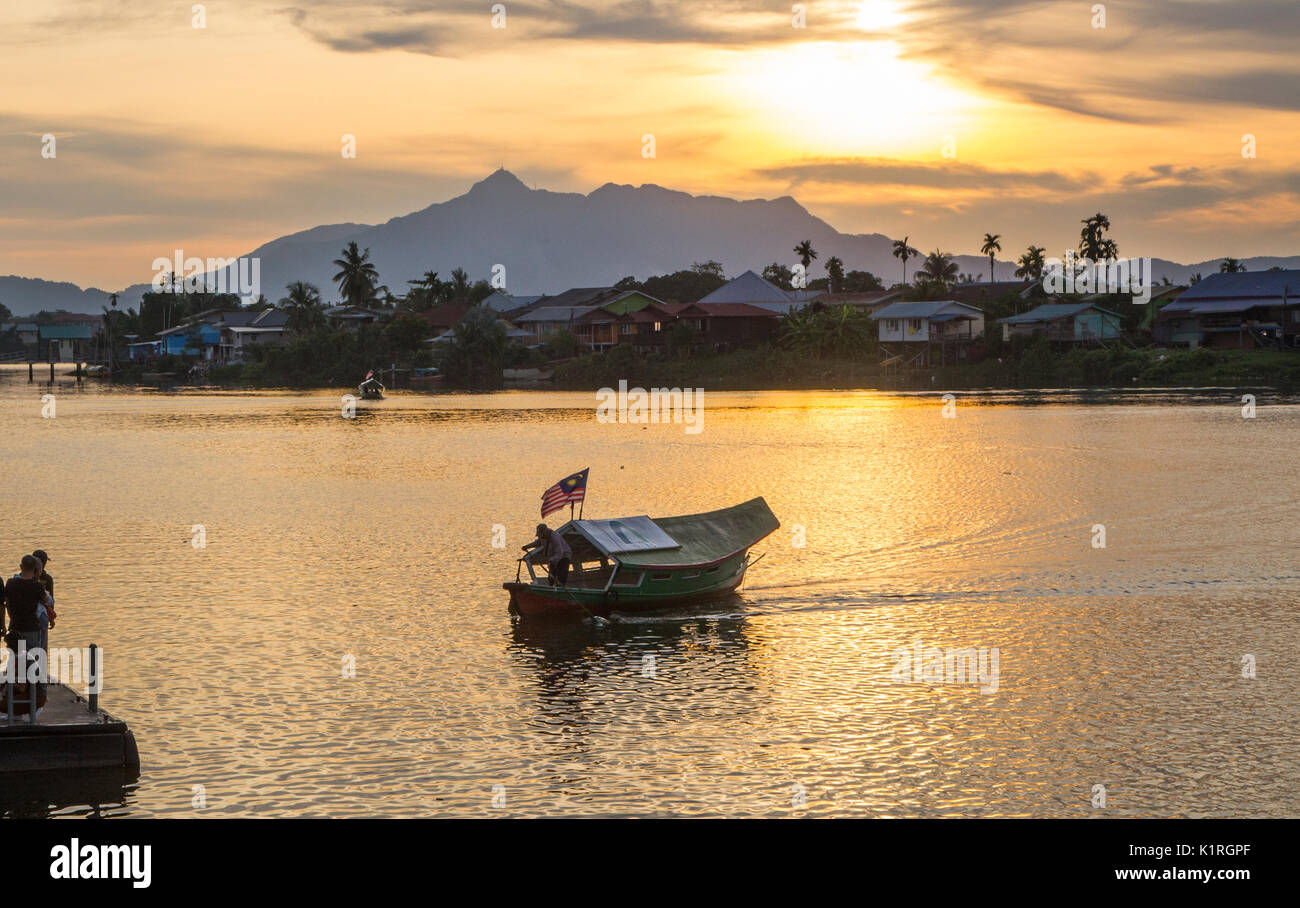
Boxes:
[0,276,114,317]
[5,169,1299,314]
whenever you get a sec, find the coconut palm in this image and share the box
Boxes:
[915,249,959,288]
[793,240,818,270]
[825,256,845,293]
[331,241,380,307]
[1079,213,1118,261]
[892,236,919,284]
[279,281,325,333]
[1220,257,1246,273]
[981,233,1002,282]
[1015,245,1047,281]
[449,268,472,302]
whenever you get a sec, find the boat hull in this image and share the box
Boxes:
[505,551,751,619]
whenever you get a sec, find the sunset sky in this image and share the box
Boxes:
[2,0,1298,290]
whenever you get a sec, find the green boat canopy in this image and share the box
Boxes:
[562,497,779,569]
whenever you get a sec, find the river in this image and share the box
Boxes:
[1,368,1296,817]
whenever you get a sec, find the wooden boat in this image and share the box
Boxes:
[502,367,554,382]
[504,497,779,619]
[357,377,385,399]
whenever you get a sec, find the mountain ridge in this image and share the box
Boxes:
[3,170,1298,315]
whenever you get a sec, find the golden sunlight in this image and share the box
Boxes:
[730,41,977,155]
[855,0,907,32]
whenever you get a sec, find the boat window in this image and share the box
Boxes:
[651,573,672,581]
[703,566,718,574]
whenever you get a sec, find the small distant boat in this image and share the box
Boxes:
[410,367,444,386]
[357,376,385,400]
[504,497,779,619]
[503,367,554,382]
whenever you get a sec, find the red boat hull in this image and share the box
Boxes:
[504,573,746,620]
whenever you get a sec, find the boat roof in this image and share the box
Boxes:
[560,497,779,568]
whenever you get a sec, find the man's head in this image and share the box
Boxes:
[33,549,49,569]
[536,523,548,539]
[20,554,39,577]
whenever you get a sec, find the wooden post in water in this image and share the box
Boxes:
[49,361,54,382]
[88,644,98,714]
[28,361,33,382]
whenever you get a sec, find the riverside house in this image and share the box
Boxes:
[143,308,289,362]
[665,302,781,349]
[511,288,666,348]
[999,303,1124,345]
[38,325,93,362]
[1153,270,1300,349]
[696,270,817,313]
[873,300,985,366]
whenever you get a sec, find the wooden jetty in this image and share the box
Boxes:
[1,682,140,773]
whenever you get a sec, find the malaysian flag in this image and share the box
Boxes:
[541,468,589,519]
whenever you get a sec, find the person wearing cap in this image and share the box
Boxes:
[521,523,572,586]
[32,551,55,663]
[4,554,53,705]
[32,550,55,626]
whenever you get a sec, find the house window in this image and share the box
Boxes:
[620,323,636,335]
[908,319,922,332]
[887,319,900,332]
[654,321,662,332]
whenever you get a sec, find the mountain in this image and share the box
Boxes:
[5,169,1300,314]
[0,276,115,316]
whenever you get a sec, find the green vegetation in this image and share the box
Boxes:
[552,340,1300,392]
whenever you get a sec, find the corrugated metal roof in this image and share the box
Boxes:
[998,302,1131,324]
[1160,298,1276,314]
[514,305,599,323]
[38,326,93,340]
[698,270,795,305]
[480,292,542,312]
[873,300,982,319]
[1176,270,1300,301]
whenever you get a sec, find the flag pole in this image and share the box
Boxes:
[579,470,586,520]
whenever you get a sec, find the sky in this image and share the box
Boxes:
[1,0,1298,290]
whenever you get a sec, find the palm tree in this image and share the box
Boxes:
[279,281,324,334]
[331,241,380,307]
[825,256,845,293]
[892,236,919,284]
[449,268,472,303]
[1079,213,1118,261]
[1220,257,1246,273]
[1015,245,1047,281]
[793,240,818,270]
[981,233,1002,282]
[915,249,959,288]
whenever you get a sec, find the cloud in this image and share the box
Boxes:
[757,157,1094,194]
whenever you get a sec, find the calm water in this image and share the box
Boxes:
[0,366,1296,817]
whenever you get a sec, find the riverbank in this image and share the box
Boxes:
[51,344,1300,393]
[548,345,1300,392]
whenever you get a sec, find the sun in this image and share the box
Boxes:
[728,41,977,155]
[855,0,906,32]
